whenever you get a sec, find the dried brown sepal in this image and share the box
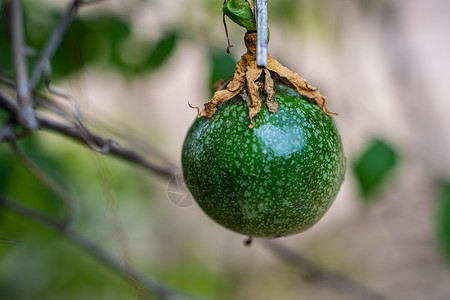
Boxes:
[200,32,336,126]
[213,77,232,92]
[246,64,263,128]
[267,54,336,116]
[200,58,247,118]
[263,68,278,113]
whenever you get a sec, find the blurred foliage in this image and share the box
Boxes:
[355,0,381,12]
[0,133,154,299]
[0,2,178,83]
[1,0,448,299]
[208,50,237,95]
[436,181,450,265]
[151,253,239,298]
[352,138,399,200]
[0,137,67,217]
[0,1,238,298]
[268,0,299,26]
[0,131,239,299]
[268,0,330,38]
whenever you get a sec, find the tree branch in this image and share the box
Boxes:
[0,91,178,181]
[0,195,211,300]
[262,240,388,300]
[10,0,38,129]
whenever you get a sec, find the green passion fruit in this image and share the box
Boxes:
[181,86,345,238]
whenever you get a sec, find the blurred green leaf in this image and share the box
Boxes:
[0,132,156,299]
[352,138,398,199]
[51,17,131,79]
[0,6,13,75]
[268,0,299,27]
[1,0,177,81]
[436,181,450,264]
[0,109,10,127]
[142,32,178,70]
[354,0,379,12]
[209,50,237,95]
[0,136,67,217]
[0,145,14,192]
[115,31,178,77]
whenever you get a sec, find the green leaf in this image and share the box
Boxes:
[355,0,378,12]
[143,32,178,70]
[114,31,178,77]
[352,138,398,199]
[51,17,131,79]
[0,146,14,192]
[209,51,237,95]
[269,0,301,26]
[0,135,69,217]
[436,181,450,264]
[223,0,257,32]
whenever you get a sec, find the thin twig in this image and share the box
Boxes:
[0,237,22,245]
[0,92,178,181]
[0,74,177,173]
[41,118,178,180]
[10,0,38,129]
[10,140,80,223]
[92,154,143,297]
[30,0,82,89]
[0,195,211,300]
[262,240,388,300]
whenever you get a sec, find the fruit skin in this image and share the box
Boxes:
[182,86,346,238]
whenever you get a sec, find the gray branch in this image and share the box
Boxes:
[10,0,38,129]
[0,92,178,181]
[262,240,388,300]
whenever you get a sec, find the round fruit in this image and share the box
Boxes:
[182,86,346,238]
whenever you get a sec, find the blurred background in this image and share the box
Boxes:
[1,0,450,299]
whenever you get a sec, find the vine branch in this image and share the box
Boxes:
[0,91,178,181]
[10,0,38,129]
[262,240,388,300]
